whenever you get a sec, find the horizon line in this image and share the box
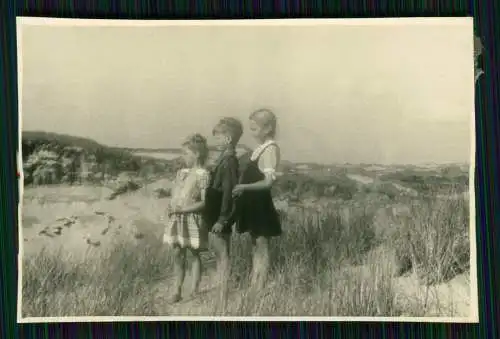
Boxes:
[21,130,470,167]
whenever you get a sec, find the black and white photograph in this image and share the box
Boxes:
[17,17,478,322]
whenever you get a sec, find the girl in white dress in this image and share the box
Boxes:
[163,134,210,303]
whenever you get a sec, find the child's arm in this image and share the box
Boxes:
[175,170,209,214]
[215,156,239,227]
[237,177,274,191]
[177,201,205,214]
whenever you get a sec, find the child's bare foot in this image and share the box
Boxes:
[169,293,182,304]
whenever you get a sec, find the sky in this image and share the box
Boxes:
[19,19,474,164]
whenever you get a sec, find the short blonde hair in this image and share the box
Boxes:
[212,117,244,146]
[249,108,277,138]
[182,133,209,165]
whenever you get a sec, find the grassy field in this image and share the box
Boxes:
[20,175,472,318]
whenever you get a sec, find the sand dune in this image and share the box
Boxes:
[21,182,471,318]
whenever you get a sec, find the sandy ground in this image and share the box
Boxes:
[393,272,471,317]
[20,184,473,318]
[21,185,167,259]
[392,183,419,196]
[346,174,375,185]
[363,245,472,317]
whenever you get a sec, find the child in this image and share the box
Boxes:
[163,133,210,303]
[204,117,242,295]
[232,108,282,290]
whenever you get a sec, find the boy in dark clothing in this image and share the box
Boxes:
[204,117,243,296]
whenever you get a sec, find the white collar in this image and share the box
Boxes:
[251,139,276,161]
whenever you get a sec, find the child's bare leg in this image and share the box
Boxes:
[212,233,231,294]
[250,235,258,287]
[252,236,270,290]
[172,245,186,302]
[188,248,202,296]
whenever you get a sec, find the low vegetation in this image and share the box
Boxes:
[20,132,471,317]
[22,189,469,317]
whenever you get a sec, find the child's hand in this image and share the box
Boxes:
[212,222,224,233]
[232,184,245,198]
[168,206,183,216]
[172,206,184,215]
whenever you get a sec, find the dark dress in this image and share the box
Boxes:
[234,150,282,237]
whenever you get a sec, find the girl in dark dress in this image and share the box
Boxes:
[232,109,282,289]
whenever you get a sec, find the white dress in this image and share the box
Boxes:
[163,168,210,250]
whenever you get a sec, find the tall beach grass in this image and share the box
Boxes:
[21,187,469,317]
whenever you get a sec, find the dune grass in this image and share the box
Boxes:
[394,190,470,285]
[21,187,469,318]
[22,240,173,317]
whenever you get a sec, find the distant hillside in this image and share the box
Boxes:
[21,131,181,186]
[21,131,253,186]
[116,147,183,154]
[22,131,105,152]
[21,131,469,202]
[23,132,252,156]
[121,144,252,154]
